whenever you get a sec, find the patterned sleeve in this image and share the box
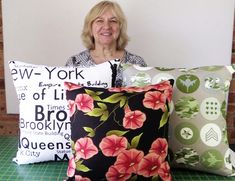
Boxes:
[65,50,94,67]
[65,56,76,67]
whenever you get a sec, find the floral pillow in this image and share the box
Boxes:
[65,80,174,181]
[121,64,235,176]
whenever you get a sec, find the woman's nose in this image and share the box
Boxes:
[103,21,111,29]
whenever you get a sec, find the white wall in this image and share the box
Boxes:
[3,0,235,113]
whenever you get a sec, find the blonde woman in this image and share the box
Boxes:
[66,0,146,86]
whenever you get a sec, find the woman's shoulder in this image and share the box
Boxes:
[65,50,93,67]
[124,50,147,66]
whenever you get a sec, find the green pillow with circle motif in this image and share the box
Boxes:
[121,63,235,176]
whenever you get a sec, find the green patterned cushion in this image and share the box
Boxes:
[121,64,235,176]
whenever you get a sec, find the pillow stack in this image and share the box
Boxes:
[9,59,235,180]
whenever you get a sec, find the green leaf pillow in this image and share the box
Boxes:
[65,80,174,181]
[121,64,235,176]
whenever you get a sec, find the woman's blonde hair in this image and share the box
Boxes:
[81,0,129,50]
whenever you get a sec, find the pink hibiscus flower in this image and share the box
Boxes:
[75,94,94,113]
[64,81,81,91]
[149,138,168,160]
[68,100,76,117]
[123,107,146,130]
[74,175,91,181]
[74,137,98,160]
[99,135,128,157]
[143,91,167,112]
[105,165,132,181]
[67,156,76,177]
[158,162,172,181]
[138,153,163,177]
[114,149,144,174]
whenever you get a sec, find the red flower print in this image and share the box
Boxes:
[68,100,76,117]
[67,156,76,177]
[74,137,98,160]
[114,149,144,174]
[75,94,94,113]
[123,107,146,130]
[138,153,163,177]
[150,81,172,91]
[74,175,91,181]
[148,81,173,103]
[108,87,124,92]
[64,81,81,91]
[122,86,145,93]
[99,135,128,157]
[158,162,172,181]
[143,91,167,112]
[163,89,173,103]
[149,138,168,160]
[105,165,132,181]
[109,86,149,93]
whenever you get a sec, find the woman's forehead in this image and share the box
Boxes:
[97,7,118,18]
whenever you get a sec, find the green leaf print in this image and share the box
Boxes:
[83,127,95,137]
[100,110,109,121]
[76,162,91,172]
[86,107,105,117]
[71,140,75,154]
[97,102,107,110]
[159,106,169,129]
[130,133,143,149]
[86,103,109,121]
[102,93,125,103]
[85,89,102,101]
[119,96,127,108]
[106,130,129,137]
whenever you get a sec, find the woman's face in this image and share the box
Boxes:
[91,9,120,48]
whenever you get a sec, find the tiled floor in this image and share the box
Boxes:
[0,136,235,181]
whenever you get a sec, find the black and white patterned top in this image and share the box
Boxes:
[65,50,147,87]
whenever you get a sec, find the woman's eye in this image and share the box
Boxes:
[110,19,118,23]
[95,19,103,23]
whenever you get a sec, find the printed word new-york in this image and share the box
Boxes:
[11,67,85,81]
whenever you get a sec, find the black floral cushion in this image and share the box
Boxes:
[65,80,174,181]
